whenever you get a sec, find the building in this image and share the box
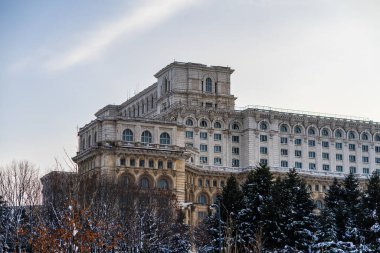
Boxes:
[72,61,380,224]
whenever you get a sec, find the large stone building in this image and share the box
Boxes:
[72,61,380,224]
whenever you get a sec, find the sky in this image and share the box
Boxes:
[1,0,379,173]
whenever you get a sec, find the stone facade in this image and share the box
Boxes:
[72,61,380,224]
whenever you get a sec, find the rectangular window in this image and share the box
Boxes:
[214,133,222,141]
[185,143,193,148]
[281,149,288,156]
[198,211,207,220]
[185,131,193,139]
[214,157,222,165]
[336,154,343,161]
[376,146,380,153]
[362,145,369,152]
[260,135,268,142]
[362,156,369,163]
[120,158,126,166]
[322,141,329,148]
[260,147,268,154]
[200,144,208,152]
[281,137,288,144]
[295,162,302,169]
[309,163,316,170]
[232,147,240,155]
[376,158,380,164]
[232,159,240,167]
[349,144,356,151]
[336,165,343,172]
[295,139,302,145]
[213,180,217,187]
[200,156,208,164]
[139,160,145,167]
[309,151,316,158]
[322,153,329,160]
[363,168,370,174]
[281,160,288,167]
[308,140,315,147]
[336,142,343,150]
[200,132,208,140]
[214,145,221,153]
[349,155,356,162]
[198,179,203,187]
[295,150,302,157]
[205,102,213,108]
[315,185,320,192]
[130,159,136,167]
[205,179,210,187]
[232,135,239,143]
[260,159,268,165]
[350,166,357,174]
[323,164,330,171]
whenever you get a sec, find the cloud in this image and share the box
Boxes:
[45,0,198,71]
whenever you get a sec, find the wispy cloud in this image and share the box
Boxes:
[45,0,198,71]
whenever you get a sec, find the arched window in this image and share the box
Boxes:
[158,179,169,189]
[160,132,171,145]
[140,177,150,189]
[185,118,193,126]
[200,120,208,128]
[280,124,288,133]
[294,126,302,134]
[232,123,240,130]
[214,121,222,129]
[158,160,163,169]
[198,193,207,205]
[205,78,212,92]
[335,130,343,138]
[375,134,380,142]
[348,131,356,140]
[167,160,173,169]
[149,159,154,168]
[362,133,369,141]
[122,129,133,142]
[308,127,316,136]
[315,200,323,209]
[121,174,130,187]
[141,130,152,144]
[322,128,329,137]
[260,122,268,130]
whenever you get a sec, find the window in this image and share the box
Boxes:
[221,181,225,187]
[160,132,171,145]
[363,145,369,152]
[348,131,356,139]
[316,200,323,209]
[205,102,213,108]
[308,128,316,136]
[280,137,288,144]
[120,158,126,166]
[323,164,330,171]
[349,144,356,151]
[322,153,329,160]
[200,156,208,164]
[280,124,288,133]
[200,132,208,140]
[139,160,145,167]
[232,123,240,130]
[350,166,357,174]
[308,140,316,147]
[198,179,203,187]
[232,147,240,155]
[260,159,268,165]
[130,159,136,167]
[281,149,288,156]
[295,150,302,157]
[260,147,268,154]
[336,142,343,150]
[214,121,222,129]
[167,160,173,169]
[205,179,210,187]
[260,122,268,130]
[158,160,163,169]
[363,168,370,174]
[363,156,369,163]
[140,178,150,189]
[122,129,133,142]
[336,165,343,172]
[362,133,369,141]
[205,78,212,93]
[315,185,320,192]
[376,158,380,164]
[232,135,239,142]
[294,126,302,134]
[232,159,240,167]
[149,159,154,168]
[158,179,169,189]
[141,130,152,144]
[121,175,130,187]
[200,120,208,128]
[198,211,207,220]
[376,146,380,153]
[214,145,221,153]
[260,135,268,142]
[335,130,343,138]
[336,154,343,161]
[186,131,193,139]
[295,162,302,169]
[281,160,288,167]
[309,163,316,170]
[213,180,217,187]
[309,151,316,158]
[295,139,302,145]
[376,134,380,142]
[198,193,207,205]
[322,128,329,137]
[200,144,208,152]
[322,141,329,148]
[214,133,222,141]
[214,157,222,165]
[186,143,193,148]
[185,118,193,126]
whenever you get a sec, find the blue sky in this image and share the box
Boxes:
[1,0,379,173]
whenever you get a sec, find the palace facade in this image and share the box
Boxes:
[72,61,380,224]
